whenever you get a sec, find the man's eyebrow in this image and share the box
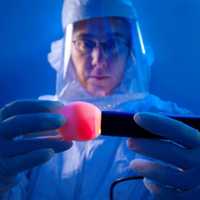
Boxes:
[106,32,128,38]
[75,33,95,39]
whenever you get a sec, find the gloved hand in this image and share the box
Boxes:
[128,112,200,200]
[0,100,72,193]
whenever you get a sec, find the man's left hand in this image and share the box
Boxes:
[128,112,200,200]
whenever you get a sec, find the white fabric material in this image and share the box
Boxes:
[2,94,190,200]
[48,38,63,72]
[61,0,138,29]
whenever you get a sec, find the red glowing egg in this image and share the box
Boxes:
[55,101,101,141]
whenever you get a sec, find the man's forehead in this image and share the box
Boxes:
[73,17,130,38]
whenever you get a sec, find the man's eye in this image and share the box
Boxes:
[104,39,117,49]
[80,39,95,49]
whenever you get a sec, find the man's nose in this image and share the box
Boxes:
[91,46,107,66]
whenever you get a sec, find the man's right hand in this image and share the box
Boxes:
[0,100,72,193]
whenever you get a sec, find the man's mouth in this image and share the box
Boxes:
[89,76,110,80]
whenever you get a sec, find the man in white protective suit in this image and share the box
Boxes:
[0,0,200,199]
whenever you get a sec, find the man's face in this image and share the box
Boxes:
[71,17,130,96]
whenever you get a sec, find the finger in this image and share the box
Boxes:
[1,148,55,176]
[144,179,200,200]
[143,178,180,200]
[0,100,63,121]
[0,113,66,139]
[131,159,200,191]
[128,138,196,169]
[23,130,59,138]
[134,112,200,148]
[0,137,72,157]
[179,185,200,200]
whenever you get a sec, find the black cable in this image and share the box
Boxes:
[109,176,143,200]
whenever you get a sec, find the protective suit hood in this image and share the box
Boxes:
[62,0,137,28]
[47,0,154,109]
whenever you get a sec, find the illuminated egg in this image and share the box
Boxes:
[55,101,101,141]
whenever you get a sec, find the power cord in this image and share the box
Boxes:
[109,176,143,200]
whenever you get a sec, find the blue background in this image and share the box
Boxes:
[0,0,199,114]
